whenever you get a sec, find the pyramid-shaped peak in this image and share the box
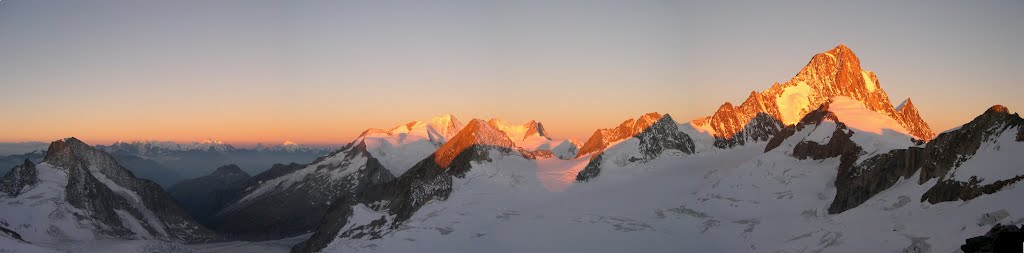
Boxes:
[433,119,516,168]
[450,119,515,147]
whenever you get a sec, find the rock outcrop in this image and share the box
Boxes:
[0,138,218,243]
[0,159,37,197]
[918,105,1024,203]
[576,112,666,158]
[714,112,784,149]
[576,113,695,182]
[961,224,1024,253]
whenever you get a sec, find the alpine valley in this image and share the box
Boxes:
[2,45,1022,253]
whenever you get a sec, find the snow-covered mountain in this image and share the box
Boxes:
[917,105,1024,203]
[282,45,1022,253]
[208,114,464,240]
[208,115,581,240]
[255,141,324,153]
[0,138,218,247]
[575,112,696,182]
[101,139,237,155]
[290,101,1023,253]
[486,118,580,159]
[4,45,1020,253]
[690,44,935,143]
[0,149,45,175]
[294,118,534,252]
[575,112,668,158]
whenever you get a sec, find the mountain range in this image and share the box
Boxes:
[2,45,1021,253]
[0,140,330,187]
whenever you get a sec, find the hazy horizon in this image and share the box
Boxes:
[2,1,1022,145]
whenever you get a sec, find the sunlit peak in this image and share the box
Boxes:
[199,138,225,145]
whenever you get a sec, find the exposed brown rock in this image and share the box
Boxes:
[895,98,936,141]
[576,114,695,182]
[434,119,517,168]
[693,44,935,143]
[576,112,664,158]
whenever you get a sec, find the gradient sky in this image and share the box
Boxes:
[1,0,1021,146]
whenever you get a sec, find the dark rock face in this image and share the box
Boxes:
[1017,126,1024,142]
[213,142,395,241]
[636,115,696,160]
[916,106,1024,203]
[0,225,26,243]
[829,148,923,214]
[919,106,1023,183]
[0,160,37,197]
[765,103,841,153]
[30,138,218,242]
[791,124,859,163]
[293,145,516,253]
[0,151,44,176]
[961,224,1024,253]
[920,175,1024,204]
[576,112,665,158]
[575,153,604,182]
[764,104,897,214]
[168,164,250,225]
[714,113,783,149]
[766,103,840,153]
[2,150,186,188]
[575,114,695,182]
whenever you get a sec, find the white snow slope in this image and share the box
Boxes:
[9,129,1023,253]
[318,143,1020,253]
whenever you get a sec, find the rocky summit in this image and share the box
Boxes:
[692,44,935,142]
[0,138,218,244]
